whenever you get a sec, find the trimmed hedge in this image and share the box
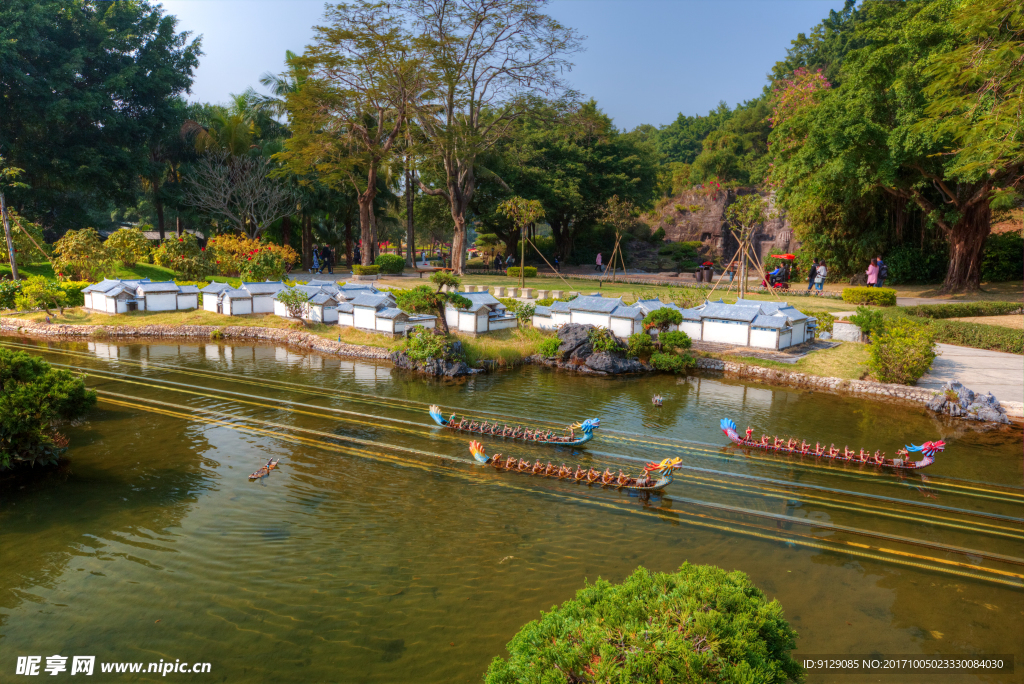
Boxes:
[899,301,1023,319]
[506,266,537,278]
[374,254,406,274]
[885,310,1023,354]
[1,279,89,310]
[352,265,379,276]
[842,287,897,306]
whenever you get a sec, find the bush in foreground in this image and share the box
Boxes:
[485,564,803,684]
[868,319,935,385]
[506,266,537,278]
[374,254,407,274]
[1,349,97,470]
[841,287,896,306]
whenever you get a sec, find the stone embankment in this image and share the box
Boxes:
[0,317,391,362]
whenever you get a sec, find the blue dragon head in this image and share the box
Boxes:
[571,418,601,433]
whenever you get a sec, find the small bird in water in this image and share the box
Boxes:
[652,394,663,406]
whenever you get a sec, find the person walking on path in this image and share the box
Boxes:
[353,246,361,266]
[807,259,818,290]
[877,256,888,287]
[595,252,603,272]
[866,258,879,287]
[320,244,333,274]
[553,254,561,273]
[728,263,736,283]
[814,261,826,291]
[311,244,320,274]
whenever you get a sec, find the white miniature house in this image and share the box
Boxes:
[82,279,196,314]
[222,289,253,316]
[82,279,148,313]
[200,282,231,313]
[444,291,517,334]
[240,282,286,313]
[532,295,659,337]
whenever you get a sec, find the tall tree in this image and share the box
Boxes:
[403,0,582,274]
[281,1,422,265]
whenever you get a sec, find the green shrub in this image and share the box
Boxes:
[626,332,654,360]
[352,265,379,276]
[813,311,835,334]
[210,329,224,340]
[239,249,286,282]
[588,327,621,353]
[15,276,68,314]
[885,244,948,285]
[658,330,692,351]
[643,307,684,332]
[104,227,150,268]
[981,230,1023,282]
[869,319,935,385]
[374,254,407,274]
[534,297,554,307]
[849,306,885,338]
[154,234,216,280]
[0,280,21,310]
[899,301,1023,319]
[404,326,463,362]
[1,348,97,470]
[538,337,561,357]
[506,266,537,278]
[484,563,802,684]
[900,316,1023,354]
[52,228,112,281]
[275,287,308,320]
[651,350,695,373]
[842,287,896,306]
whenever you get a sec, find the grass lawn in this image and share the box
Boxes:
[702,341,872,381]
[1,261,179,282]
[945,315,1023,330]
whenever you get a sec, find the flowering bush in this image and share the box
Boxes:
[240,249,286,281]
[769,67,832,128]
[0,209,48,267]
[104,227,150,268]
[207,234,299,277]
[52,228,112,281]
[154,234,216,280]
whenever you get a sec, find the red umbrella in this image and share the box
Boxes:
[770,253,796,260]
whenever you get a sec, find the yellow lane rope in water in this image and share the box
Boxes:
[8,340,1018,499]
[96,391,1024,573]
[82,367,1023,528]
[6,339,1015,497]
[94,395,1024,590]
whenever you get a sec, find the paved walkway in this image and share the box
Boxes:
[917,343,1024,406]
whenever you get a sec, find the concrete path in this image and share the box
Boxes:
[917,343,1024,408]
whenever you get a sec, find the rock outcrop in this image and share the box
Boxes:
[924,381,1011,424]
[533,323,652,375]
[388,350,480,378]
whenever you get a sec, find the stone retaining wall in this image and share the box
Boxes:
[0,317,391,362]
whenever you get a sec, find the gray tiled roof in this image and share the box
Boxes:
[567,295,624,314]
[550,301,572,313]
[350,293,394,309]
[200,282,232,294]
[285,285,322,299]
[136,281,179,293]
[610,305,643,320]
[635,299,683,316]
[777,305,808,322]
[338,282,378,293]
[308,292,338,306]
[376,307,408,320]
[177,285,200,294]
[752,314,786,329]
[337,302,354,314]
[459,291,502,307]
[224,289,252,299]
[82,279,120,293]
[700,303,760,322]
[533,305,552,316]
[679,307,703,321]
[242,281,285,295]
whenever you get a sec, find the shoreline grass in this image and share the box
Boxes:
[700,341,872,381]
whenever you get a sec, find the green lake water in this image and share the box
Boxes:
[1,336,1022,683]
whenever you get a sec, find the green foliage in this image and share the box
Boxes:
[690,99,773,185]
[52,228,112,281]
[374,254,406,274]
[505,266,537,278]
[588,327,621,353]
[899,301,1023,319]
[813,311,835,334]
[497,298,534,324]
[14,275,68,314]
[626,332,654,360]
[649,102,735,165]
[841,287,896,306]
[643,307,684,333]
[275,287,308,320]
[657,241,702,271]
[868,319,935,385]
[56,281,88,308]
[0,348,97,470]
[538,336,561,358]
[981,231,1023,282]
[890,312,1023,354]
[0,208,49,267]
[395,274,470,334]
[0,280,21,309]
[658,330,692,351]
[239,249,286,282]
[484,563,802,684]
[404,327,462,362]
[650,227,666,242]
[849,306,884,338]
[884,244,949,285]
[430,271,462,290]
[154,234,216,280]
[651,351,695,374]
[351,265,380,276]
[104,227,151,268]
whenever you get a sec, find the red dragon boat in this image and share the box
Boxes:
[468,441,681,492]
[720,418,944,471]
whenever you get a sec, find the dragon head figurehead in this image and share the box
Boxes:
[570,418,601,433]
[642,457,683,476]
[906,440,946,459]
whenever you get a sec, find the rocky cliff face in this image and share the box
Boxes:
[644,188,799,264]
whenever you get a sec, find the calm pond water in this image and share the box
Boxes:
[1,336,1022,683]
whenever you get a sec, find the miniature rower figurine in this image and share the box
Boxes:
[745,427,754,441]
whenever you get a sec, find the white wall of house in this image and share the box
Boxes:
[610,317,636,338]
[311,305,338,323]
[680,321,702,341]
[203,296,219,313]
[532,314,556,330]
[779,329,793,349]
[791,321,806,345]
[354,307,377,330]
[476,313,489,333]
[703,319,749,346]
[444,309,458,329]
[375,317,397,334]
[405,318,435,332]
[226,298,252,316]
[338,312,355,327]
[273,300,289,317]
[251,296,275,314]
[489,317,517,331]
[177,294,198,310]
[572,311,610,329]
[749,328,778,349]
[144,293,178,311]
[552,312,571,327]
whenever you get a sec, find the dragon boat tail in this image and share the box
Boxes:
[430,406,600,447]
[720,418,943,471]
[468,440,680,493]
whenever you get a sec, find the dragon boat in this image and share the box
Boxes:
[468,441,681,492]
[248,459,280,480]
[429,405,600,447]
[719,418,944,471]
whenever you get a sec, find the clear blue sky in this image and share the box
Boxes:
[161,0,847,130]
